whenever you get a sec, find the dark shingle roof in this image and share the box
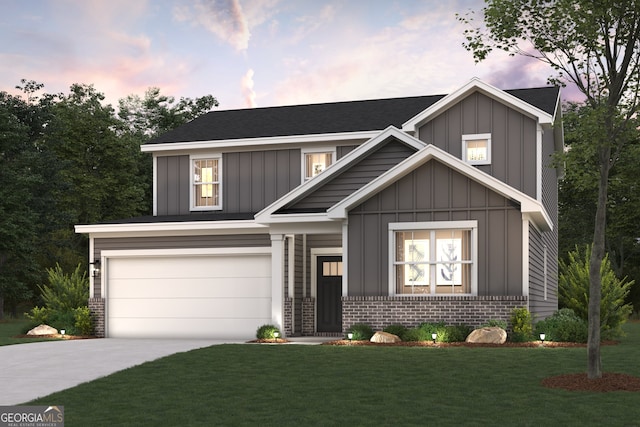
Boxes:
[146,86,559,145]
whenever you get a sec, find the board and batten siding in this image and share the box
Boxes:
[92,234,271,298]
[156,149,301,215]
[347,159,522,297]
[286,138,417,211]
[418,91,538,199]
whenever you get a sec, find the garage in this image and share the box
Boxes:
[104,249,272,339]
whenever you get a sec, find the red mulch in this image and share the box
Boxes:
[323,339,640,392]
[13,334,97,340]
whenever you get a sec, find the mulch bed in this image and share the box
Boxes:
[321,339,618,347]
[13,334,97,340]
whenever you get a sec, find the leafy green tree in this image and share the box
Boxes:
[118,88,218,213]
[560,245,633,339]
[459,0,640,379]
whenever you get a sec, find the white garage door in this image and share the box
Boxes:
[106,251,271,339]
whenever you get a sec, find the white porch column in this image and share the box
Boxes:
[271,233,285,334]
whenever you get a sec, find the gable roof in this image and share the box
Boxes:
[327,137,553,231]
[254,126,426,223]
[144,80,559,147]
[402,78,558,132]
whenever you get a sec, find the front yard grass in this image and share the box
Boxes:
[0,319,60,346]
[29,322,640,426]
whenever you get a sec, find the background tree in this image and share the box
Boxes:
[559,104,640,313]
[459,0,640,378]
[117,87,218,213]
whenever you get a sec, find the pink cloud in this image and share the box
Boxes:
[241,68,257,108]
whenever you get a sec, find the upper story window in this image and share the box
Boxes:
[462,133,491,165]
[191,155,221,210]
[302,148,335,181]
[389,221,477,296]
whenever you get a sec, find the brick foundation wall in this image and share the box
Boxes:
[284,297,293,337]
[302,297,315,336]
[88,297,105,338]
[341,295,528,333]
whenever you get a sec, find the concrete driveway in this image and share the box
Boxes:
[0,338,237,405]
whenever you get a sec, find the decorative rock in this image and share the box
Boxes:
[27,324,59,336]
[465,327,507,344]
[370,331,402,343]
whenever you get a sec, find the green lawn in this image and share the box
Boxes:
[26,323,640,426]
[0,319,60,346]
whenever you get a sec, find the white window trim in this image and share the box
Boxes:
[462,133,492,165]
[388,221,478,296]
[301,147,336,181]
[190,153,222,211]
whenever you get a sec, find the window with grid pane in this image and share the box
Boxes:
[193,158,220,209]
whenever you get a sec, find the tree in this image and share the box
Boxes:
[117,88,218,213]
[459,0,640,378]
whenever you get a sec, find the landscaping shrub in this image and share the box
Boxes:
[74,306,94,336]
[483,319,507,329]
[47,310,78,335]
[39,264,89,313]
[534,308,588,343]
[401,327,427,342]
[443,324,472,342]
[559,245,633,339]
[510,307,534,342]
[347,323,374,341]
[25,306,49,325]
[383,324,407,338]
[256,324,280,339]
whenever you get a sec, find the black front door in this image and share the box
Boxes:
[317,256,343,333]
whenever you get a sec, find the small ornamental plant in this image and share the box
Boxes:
[256,324,281,340]
[347,323,374,341]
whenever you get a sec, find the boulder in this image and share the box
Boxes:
[370,331,402,343]
[27,324,59,336]
[465,327,507,344]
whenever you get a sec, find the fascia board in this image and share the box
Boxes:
[328,143,553,231]
[74,220,268,237]
[254,126,426,222]
[141,130,382,153]
[402,78,553,132]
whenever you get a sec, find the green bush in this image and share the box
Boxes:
[444,324,472,342]
[402,327,427,342]
[48,310,78,335]
[39,264,89,313]
[559,245,633,339]
[74,306,94,336]
[256,324,281,339]
[534,308,588,343]
[383,324,407,338]
[483,319,507,329]
[510,307,534,342]
[347,323,374,341]
[25,306,50,325]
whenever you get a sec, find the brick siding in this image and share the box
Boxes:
[302,297,315,336]
[88,297,105,337]
[284,297,293,337]
[341,295,528,333]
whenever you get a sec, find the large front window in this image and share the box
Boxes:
[390,222,476,295]
[192,157,221,209]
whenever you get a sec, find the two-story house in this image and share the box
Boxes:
[75,78,562,339]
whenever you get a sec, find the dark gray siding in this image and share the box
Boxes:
[418,92,538,199]
[156,156,190,215]
[337,145,357,159]
[286,138,416,211]
[156,149,301,215]
[347,159,522,297]
[92,234,270,297]
[530,127,559,319]
[225,149,300,213]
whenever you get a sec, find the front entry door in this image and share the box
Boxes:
[317,256,343,333]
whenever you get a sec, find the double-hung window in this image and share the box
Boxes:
[302,148,335,181]
[389,221,477,295]
[191,155,221,210]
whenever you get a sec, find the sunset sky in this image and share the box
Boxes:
[1,0,576,111]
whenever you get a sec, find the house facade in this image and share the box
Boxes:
[75,78,562,339]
